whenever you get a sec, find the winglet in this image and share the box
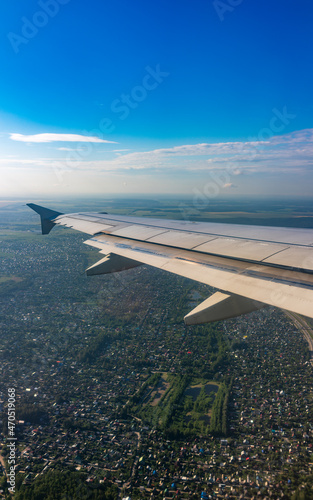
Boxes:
[27,203,63,235]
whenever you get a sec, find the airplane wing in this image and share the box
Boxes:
[27,203,313,325]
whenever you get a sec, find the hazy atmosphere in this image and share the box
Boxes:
[1,0,313,199]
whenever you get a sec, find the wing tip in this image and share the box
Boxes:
[27,203,63,235]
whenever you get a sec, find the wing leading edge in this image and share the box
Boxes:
[27,203,313,324]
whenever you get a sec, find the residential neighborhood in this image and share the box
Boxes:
[0,205,312,499]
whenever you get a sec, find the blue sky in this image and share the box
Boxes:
[1,0,313,198]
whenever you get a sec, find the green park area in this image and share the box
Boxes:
[126,322,231,438]
[132,372,225,437]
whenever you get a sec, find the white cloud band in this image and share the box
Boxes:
[9,133,117,144]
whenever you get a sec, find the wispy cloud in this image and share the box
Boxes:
[9,133,117,144]
[57,147,80,151]
[68,128,313,174]
[3,129,313,179]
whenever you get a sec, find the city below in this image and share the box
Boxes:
[0,199,313,499]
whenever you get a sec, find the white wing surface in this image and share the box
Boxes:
[27,203,313,324]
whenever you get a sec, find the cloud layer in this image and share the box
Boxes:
[2,128,313,197]
[61,128,313,175]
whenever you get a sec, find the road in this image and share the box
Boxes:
[285,312,313,363]
[0,453,7,476]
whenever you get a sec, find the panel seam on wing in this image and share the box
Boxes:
[260,246,291,262]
